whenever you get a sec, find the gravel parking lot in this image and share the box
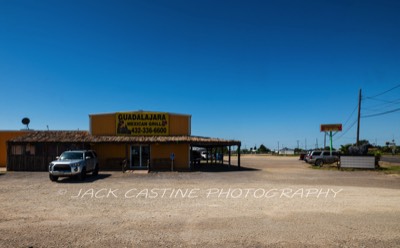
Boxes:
[1,155,399,247]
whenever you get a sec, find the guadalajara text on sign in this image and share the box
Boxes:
[116,112,169,136]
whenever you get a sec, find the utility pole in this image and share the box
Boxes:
[356,89,362,146]
[277,141,280,155]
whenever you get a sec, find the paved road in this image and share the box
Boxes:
[381,155,400,164]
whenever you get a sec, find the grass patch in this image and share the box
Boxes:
[309,162,400,174]
[311,165,373,172]
[309,164,339,171]
[377,165,400,174]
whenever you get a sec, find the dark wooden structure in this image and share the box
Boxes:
[7,131,241,171]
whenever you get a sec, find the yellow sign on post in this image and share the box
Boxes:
[320,124,342,132]
[320,123,342,156]
[116,112,169,136]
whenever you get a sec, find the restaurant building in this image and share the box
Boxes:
[1,111,241,171]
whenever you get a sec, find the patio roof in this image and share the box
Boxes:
[8,131,241,147]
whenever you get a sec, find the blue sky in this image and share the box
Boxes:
[1,0,399,150]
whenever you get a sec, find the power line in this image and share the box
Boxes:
[333,100,359,142]
[324,103,357,142]
[362,98,400,112]
[364,97,400,104]
[362,84,400,118]
[334,85,400,145]
[334,119,358,142]
[332,97,358,141]
[332,130,340,137]
[342,104,358,127]
[362,107,400,118]
[364,83,400,99]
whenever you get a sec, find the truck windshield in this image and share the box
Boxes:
[60,152,83,160]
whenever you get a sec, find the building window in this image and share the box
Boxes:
[12,145,23,155]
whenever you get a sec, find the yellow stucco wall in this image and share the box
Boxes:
[91,143,127,170]
[90,113,116,136]
[0,131,30,167]
[169,114,191,135]
[150,143,189,170]
[90,143,189,170]
[89,112,191,170]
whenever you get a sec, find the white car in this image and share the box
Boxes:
[200,151,214,160]
[48,150,99,181]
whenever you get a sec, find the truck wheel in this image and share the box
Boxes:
[78,168,86,181]
[315,160,323,167]
[49,174,58,182]
[93,164,99,176]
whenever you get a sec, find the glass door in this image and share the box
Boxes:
[130,145,150,169]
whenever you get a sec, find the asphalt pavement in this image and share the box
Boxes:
[381,155,400,164]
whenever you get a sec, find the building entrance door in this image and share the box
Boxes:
[130,145,150,169]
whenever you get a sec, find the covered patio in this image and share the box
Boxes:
[7,131,241,171]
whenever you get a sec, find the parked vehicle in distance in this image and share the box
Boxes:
[307,150,340,167]
[201,151,213,160]
[191,150,202,165]
[48,150,99,181]
[303,150,314,163]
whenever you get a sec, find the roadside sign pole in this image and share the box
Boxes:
[170,152,175,171]
[320,124,342,156]
[330,131,333,156]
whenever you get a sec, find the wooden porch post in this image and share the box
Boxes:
[238,145,241,169]
[190,145,193,171]
[228,146,231,166]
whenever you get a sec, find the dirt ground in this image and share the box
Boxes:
[0,155,399,247]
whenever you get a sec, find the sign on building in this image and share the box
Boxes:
[116,112,169,136]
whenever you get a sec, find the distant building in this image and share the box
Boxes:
[279,147,294,155]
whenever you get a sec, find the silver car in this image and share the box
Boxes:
[307,150,340,167]
[48,150,99,181]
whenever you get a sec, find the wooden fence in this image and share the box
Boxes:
[7,155,56,171]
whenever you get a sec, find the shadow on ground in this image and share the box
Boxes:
[192,163,259,172]
[56,173,112,184]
